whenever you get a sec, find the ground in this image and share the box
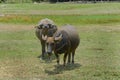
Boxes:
[0,2,120,80]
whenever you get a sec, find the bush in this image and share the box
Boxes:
[32,0,41,2]
[0,0,6,3]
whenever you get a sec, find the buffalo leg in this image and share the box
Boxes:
[41,41,46,59]
[72,50,75,64]
[63,53,68,66]
[67,53,71,64]
[55,53,59,65]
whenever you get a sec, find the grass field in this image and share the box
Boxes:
[0,2,120,80]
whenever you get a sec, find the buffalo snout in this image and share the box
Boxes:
[47,44,52,54]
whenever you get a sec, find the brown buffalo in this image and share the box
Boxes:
[42,25,80,66]
[35,18,57,59]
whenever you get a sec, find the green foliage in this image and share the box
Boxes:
[0,0,5,3]
[1,3,120,13]
[5,0,33,3]
[32,0,41,2]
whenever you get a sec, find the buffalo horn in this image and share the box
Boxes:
[55,34,62,41]
[42,35,47,40]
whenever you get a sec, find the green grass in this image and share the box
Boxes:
[0,2,120,25]
[0,2,120,15]
[0,24,120,80]
[0,2,120,80]
[0,14,120,25]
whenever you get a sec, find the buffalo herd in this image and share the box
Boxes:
[35,18,80,66]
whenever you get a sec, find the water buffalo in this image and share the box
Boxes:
[35,18,57,59]
[42,25,80,66]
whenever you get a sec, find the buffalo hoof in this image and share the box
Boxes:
[67,62,71,65]
[37,55,41,58]
[63,63,66,66]
[72,61,74,64]
[38,52,48,60]
[38,55,46,60]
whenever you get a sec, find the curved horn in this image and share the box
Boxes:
[42,35,47,41]
[55,34,62,41]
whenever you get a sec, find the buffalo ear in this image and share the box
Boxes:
[36,24,44,29]
[38,24,43,29]
[52,25,57,29]
[54,34,62,41]
[42,35,47,41]
[34,26,38,28]
[52,25,58,32]
[34,25,42,29]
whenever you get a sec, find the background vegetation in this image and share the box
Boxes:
[0,2,120,80]
[0,0,120,3]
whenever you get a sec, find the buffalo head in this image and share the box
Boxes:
[35,18,57,33]
[42,34,62,56]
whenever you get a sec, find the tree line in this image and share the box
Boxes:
[0,0,120,3]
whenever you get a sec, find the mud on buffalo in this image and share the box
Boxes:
[42,24,80,66]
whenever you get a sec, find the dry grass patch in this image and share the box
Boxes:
[0,24,34,31]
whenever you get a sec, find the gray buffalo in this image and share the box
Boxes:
[35,18,57,59]
[42,25,80,66]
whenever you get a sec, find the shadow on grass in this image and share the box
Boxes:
[45,63,81,75]
[37,54,56,63]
